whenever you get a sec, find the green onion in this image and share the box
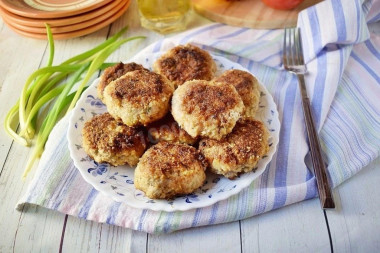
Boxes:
[61,26,128,66]
[23,87,88,179]
[22,64,89,179]
[67,36,145,111]
[4,24,146,179]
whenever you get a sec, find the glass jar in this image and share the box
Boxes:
[137,0,191,34]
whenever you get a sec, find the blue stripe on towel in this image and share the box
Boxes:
[217,27,249,40]
[307,7,327,129]
[78,188,98,219]
[273,75,297,209]
[312,51,327,129]
[304,178,317,200]
[52,166,79,209]
[191,209,201,227]
[364,40,380,60]
[332,1,347,42]
[354,0,362,43]
[304,169,317,200]
[106,202,121,225]
[255,168,269,214]
[180,23,224,44]
[208,202,219,224]
[307,8,322,54]
[138,210,147,231]
[162,212,174,233]
[368,12,380,23]
[351,52,380,83]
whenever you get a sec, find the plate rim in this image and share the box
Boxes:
[0,0,113,19]
[67,54,280,212]
[2,0,130,40]
[0,0,124,28]
[1,0,126,34]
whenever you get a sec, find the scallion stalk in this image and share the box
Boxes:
[67,35,145,111]
[5,24,145,179]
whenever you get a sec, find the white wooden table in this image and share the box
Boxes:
[1,2,379,252]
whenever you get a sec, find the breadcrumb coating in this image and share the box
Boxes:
[82,113,146,166]
[153,44,216,88]
[103,69,174,126]
[172,80,244,140]
[134,142,207,199]
[146,113,198,145]
[214,69,260,120]
[199,120,269,179]
[97,62,147,102]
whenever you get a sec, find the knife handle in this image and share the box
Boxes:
[297,74,335,209]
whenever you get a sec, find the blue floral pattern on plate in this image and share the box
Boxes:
[67,52,280,212]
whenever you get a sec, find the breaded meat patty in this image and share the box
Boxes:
[199,120,269,179]
[82,113,146,166]
[97,62,146,102]
[172,80,244,140]
[214,69,260,120]
[103,69,174,127]
[146,113,198,145]
[153,44,216,88]
[134,142,207,199]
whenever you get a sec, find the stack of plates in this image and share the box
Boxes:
[0,0,131,39]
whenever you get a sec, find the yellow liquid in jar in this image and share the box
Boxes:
[138,0,190,34]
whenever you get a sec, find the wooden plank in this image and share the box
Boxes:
[62,216,147,253]
[241,199,331,252]
[130,231,148,253]
[99,225,146,253]
[0,15,112,253]
[326,158,380,252]
[0,143,50,252]
[13,206,66,253]
[61,217,102,252]
[0,24,46,171]
[0,132,66,252]
[191,0,323,29]
[0,21,65,253]
[148,221,241,253]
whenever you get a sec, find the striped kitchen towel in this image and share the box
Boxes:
[16,0,380,233]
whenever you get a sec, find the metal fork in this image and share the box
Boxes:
[283,28,335,209]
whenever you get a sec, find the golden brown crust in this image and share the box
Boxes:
[199,120,269,179]
[82,113,146,166]
[110,70,170,104]
[103,69,174,126]
[146,113,198,145]
[182,80,240,116]
[214,69,260,120]
[153,44,216,87]
[171,80,244,140]
[97,62,146,101]
[134,142,207,199]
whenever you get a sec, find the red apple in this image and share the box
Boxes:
[262,0,304,10]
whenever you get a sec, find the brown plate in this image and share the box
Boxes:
[3,0,130,40]
[1,0,126,33]
[0,0,113,19]
[0,0,124,28]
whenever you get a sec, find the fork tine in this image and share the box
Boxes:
[289,28,295,67]
[283,28,288,68]
[296,28,305,65]
[294,28,300,66]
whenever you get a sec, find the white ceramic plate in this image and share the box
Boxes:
[67,52,280,212]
